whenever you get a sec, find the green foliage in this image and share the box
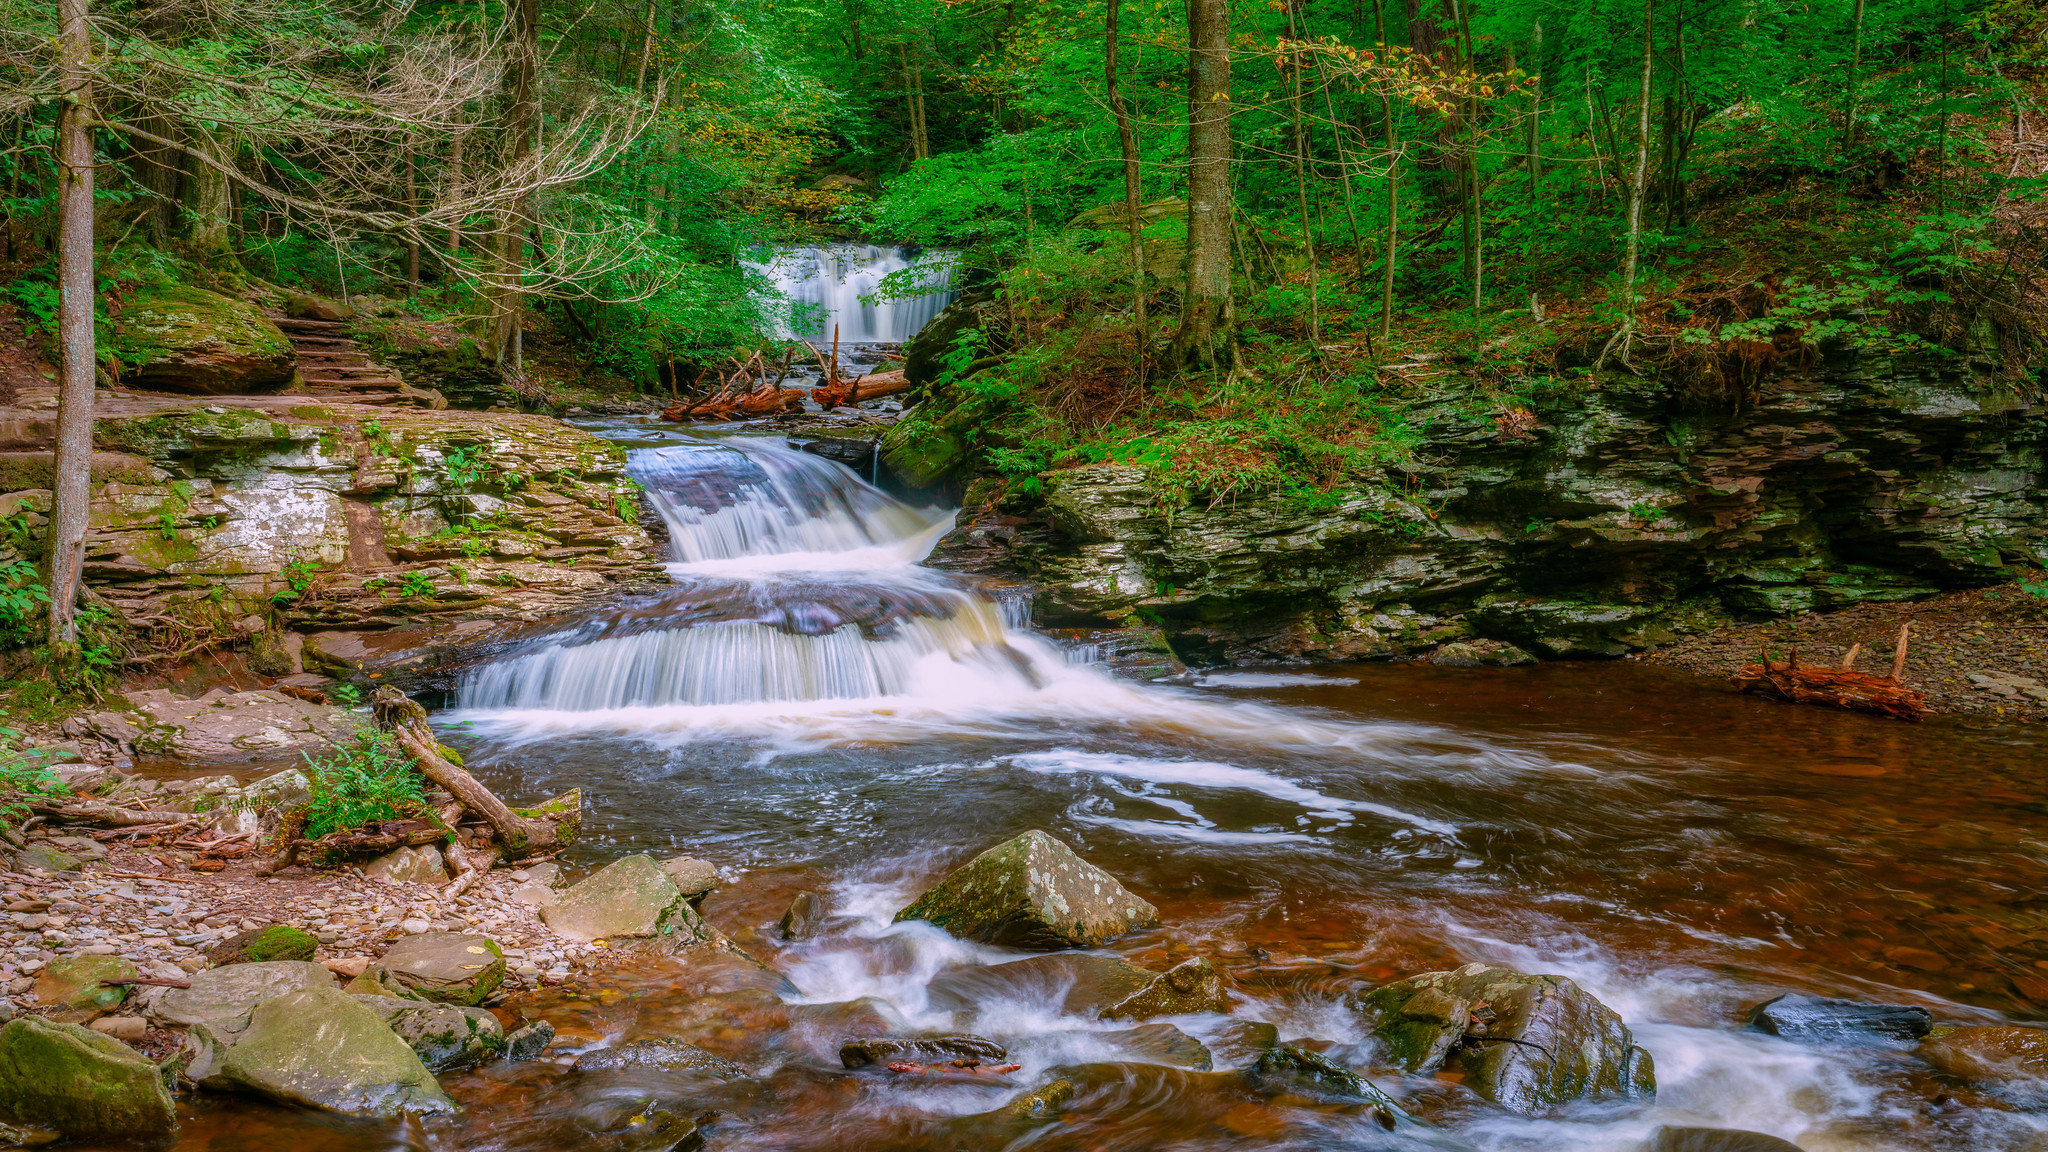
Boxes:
[0,730,65,829]
[270,559,323,606]
[443,447,485,490]
[301,726,427,840]
[0,561,51,647]
[330,682,363,708]
[397,571,436,598]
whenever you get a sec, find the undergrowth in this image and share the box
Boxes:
[301,726,427,839]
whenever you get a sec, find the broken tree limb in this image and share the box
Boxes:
[373,686,559,857]
[1889,622,1911,681]
[31,801,203,828]
[1731,645,1930,721]
[444,842,499,898]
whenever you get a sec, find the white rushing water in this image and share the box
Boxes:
[750,244,959,343]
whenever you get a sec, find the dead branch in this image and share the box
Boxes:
[373,686,559,856]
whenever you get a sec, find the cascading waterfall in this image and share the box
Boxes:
[750,245,958,343]
[456,435,1056,711]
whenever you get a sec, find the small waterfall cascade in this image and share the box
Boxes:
[456,436,1060,711]
[751,245,958,343]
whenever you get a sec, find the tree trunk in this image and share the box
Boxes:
[48,0,95,650]
[444,125,465,261]
[372,688,559,855]
[1374,0,1398,345]
[1599,0,1655,370]
[1106,0,1148,345]
[1527,20,1543,197]
[404,145,420,294]
[178,131,235,268]
[636,0,657,95]
[1843,0,1866,156]
[1284,0,1320,346]
[1171,0,1235,371]
[492,0,540,372]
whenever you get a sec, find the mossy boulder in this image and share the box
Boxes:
[1358,962,1655,1116]
[352,995,504,1071]
[109,284,294,395]
[16,843,81,872]
[207,986,454,1116]
[32,955,139,1020]
[376,932,504,1006]
[208,924,319,965]
[894,829,1159,949]
[0,1017,177,1138]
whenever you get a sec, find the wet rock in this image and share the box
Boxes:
[1646,1128,1803,1152]
[1360,962,1654,1116]
[1244,1047,1474,1148]
[32,955,137,1020]
[152,960,336,1028]
[574,1038,747,1077]
[1428,639,1538,667]
[541,854,687,944]
[206,986,454,1116]
[1205,1019,1281,1067]
[1002,1077,1075,1119]
[778,891,825,940]
[927,952,1225,1021]
[840,1034,1008,1069]
[208,924,319,966]
[0,1017,178,1138]
[894,830,1159,949]
[109,283,294,394]
[1916,1025,2048,1081]
[1102,956,1228,1019]
[659,856,719,902]
[1101,1023,1212,1070]
[377,931,505,1005]
[361,843,449,884]
[1745,993,1932,1045]
[15,844,80,873]
[89,1017,148,1043]
[0,1121,59,1147]
[353,995,504,1070]
[504,1020,556,1062]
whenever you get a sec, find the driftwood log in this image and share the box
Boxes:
[1730,625,1929,721]
[372,687,563,857]
[31,801,202,829]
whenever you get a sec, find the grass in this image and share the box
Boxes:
[301,726,428,840]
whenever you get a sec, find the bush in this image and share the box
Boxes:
[301,726,427,839]
[0,730,66,828]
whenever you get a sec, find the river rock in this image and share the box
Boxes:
[779,890,826,940]
[284,293,355,322]
[1243,1046,1474,1148]
[1360,962,1654,1115]
[109,283,294,394]
[540,853,686,943]
[659,855,719,902]
[33,955,138,1020]
[1206,1019,1281,1067]
[16,844,80,873]
[926,953,1226,1021]
[574,1037,747,1077]
[1102,957,1228,1019]
[208,924,319,965]
[1745,993,1932,1045]
[152,960,336,1028]
[243,768,313,809]
[377,931,505,1005]
[840,1034,1007,1069]
[1428,639,1538,667]
[353,995,504,1070]
[1101,1023,1212,1070]
[1003,1078,1076,1119]
[893,830,1159,949]
[1916,1025,2048,1081]
[360,843,449,884]
[0,1017,178,1138]
[504,1020,555,1062]
[207,986,454,1116]
[1647,1127,1803,1152]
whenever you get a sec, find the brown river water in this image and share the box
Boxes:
[165,430,2048,1152]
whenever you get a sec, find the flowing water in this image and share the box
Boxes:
[185,432,2048,1151]
[750,245,958,344]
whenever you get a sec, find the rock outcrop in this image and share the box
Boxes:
[0,1017,178,1138]
[109,284,294,395]
[894,830,1160,949]
[1359,962,1655,1115]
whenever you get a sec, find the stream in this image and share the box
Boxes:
[195,428,2048,1150]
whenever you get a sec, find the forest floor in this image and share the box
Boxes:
[1637,585,2048,723]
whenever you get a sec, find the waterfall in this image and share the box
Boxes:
[455,434,1060,713]
[750,245,958,343]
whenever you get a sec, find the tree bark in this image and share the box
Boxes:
[1598,0,1655,370]
[1284,0,1320,346]
[48,0,96,649]
[1171,0,1235,371]
[1373,0,1398,344]
[178,131,234,268]
[492,0,540,372]
[372,688,558,855]
[636,0,657,96]
[1105,0,1148,344]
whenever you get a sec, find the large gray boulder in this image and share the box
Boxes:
[152,960,336,1028]
[893,830,1159,949]
[0,1017,177,1138]
[205,986,455,1116]
[377,932,505,1006]
[1358,962,1655,1115]
[540,854,686,943]
[353,995,504,1071]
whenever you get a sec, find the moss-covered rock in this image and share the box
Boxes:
[16,843,81,873]
[109,283,294,395]
[208,924,319,965]
[376,932,504,1006]
[0,1017,177,1138]
[894,829,1159,949]
[207,986,455,1116]
[351,995,504,1071]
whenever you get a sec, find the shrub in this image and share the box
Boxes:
[0,731,66,828]
[301,726,427,839]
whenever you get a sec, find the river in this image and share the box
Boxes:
[199,428,2048,1150]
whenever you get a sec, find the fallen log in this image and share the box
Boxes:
[373,687,568,857]
[32,801,202,828]
[812,368,913,409]
[1730,639,1930,721]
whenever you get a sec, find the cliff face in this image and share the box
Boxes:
[930,357,2048,663]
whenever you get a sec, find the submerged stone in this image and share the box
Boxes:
[504,1020,555,1062]
[1745,993,1933,1045]
[1916,1025,2048,1081]
[1359,962,1654,1116]
[1647,1127,1803,1152]
[894,830,1159,949]
[840,1034,1007,1069]
[0,1017,177,1138]
[1100,1023,1212,1070]
[779,890,826,940]
[1102,957,1229,1020]
[574,1037,747,1077]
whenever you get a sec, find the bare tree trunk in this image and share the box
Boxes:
[1527,19,1543,197]
[178,131,235,268]
[912,55,930,159]
[1284,1,1320,346]
[48,0,96,651]
[445,125,465,261]
[1373,0,1398,345]
[404,145,420,294]
[1171,0,1235,371]
[1843,0,1866,156]
[1598,0,1655,370]
[635,0,657,96]
[493,0,539,372]
[1106,0,1148,348]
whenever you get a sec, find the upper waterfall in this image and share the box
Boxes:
[750,245,958,343]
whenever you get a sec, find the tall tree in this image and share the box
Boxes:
[1600,0,1655,370]
[1172,0,1236,371]
[47,0,95,652]
[1105,0,1148,347]
[493,0,542,374]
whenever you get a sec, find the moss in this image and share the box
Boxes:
[0,1018,177,1137]
[208,924,318,965]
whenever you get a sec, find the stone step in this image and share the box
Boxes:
[299,364,390,376]
[305,379,408,391]
[275,317,350,332]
